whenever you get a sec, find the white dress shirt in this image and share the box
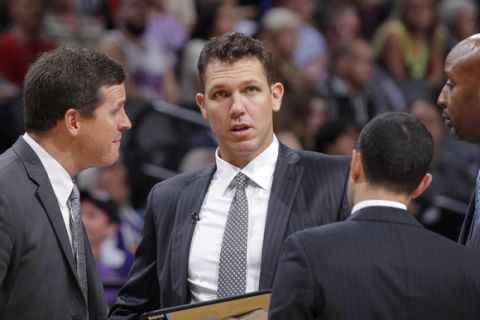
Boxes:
[188,137,279,303]
[351,199,407,215]
[23,133,74,246]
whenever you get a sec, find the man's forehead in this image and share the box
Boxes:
[204,57,268,81]
[449,36,480,66]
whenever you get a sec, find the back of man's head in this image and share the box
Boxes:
[197,32,274,91]
[359,112,433,194]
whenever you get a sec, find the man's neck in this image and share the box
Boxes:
[352,185,410,207]
[28,131,77,177]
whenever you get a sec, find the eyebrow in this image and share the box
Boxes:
[207,79,263,92]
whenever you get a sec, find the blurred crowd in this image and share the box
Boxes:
[1,0,480,307]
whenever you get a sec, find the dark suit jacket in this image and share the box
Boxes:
[459,195,475,246]
[0,137,107,320]
[269,206,480,320]
[108,143,350,319]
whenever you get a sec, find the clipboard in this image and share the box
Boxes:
[140,290,271,320]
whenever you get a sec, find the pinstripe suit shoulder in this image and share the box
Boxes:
[269,206,480,320]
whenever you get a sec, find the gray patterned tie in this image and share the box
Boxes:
[217,172,249,298]
[69,184,89,304]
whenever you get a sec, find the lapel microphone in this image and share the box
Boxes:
[190,212,200,222]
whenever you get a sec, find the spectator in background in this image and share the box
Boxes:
[178,0,238,109]
[274,90,328,151]
[81,190,134,307]
[97,162,143,255]
[277,0,328,86]
[373,0,446,99]
[321,4,361,48]
[146,0,190,63]
[320,38,399,128]
[162,0,197,33]
[0,0,56,153]
[0,0,55,94]
[315,120,358,156]
[409,98,474,240]
[100,0,178,103]
[440,0,479,52]
[259,7,305,94]
[44,0,105,48]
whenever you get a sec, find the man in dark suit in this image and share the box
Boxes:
[109,32,350,319]
[0,47,132,319]
[269,112,480,320]
[437,34,480,248]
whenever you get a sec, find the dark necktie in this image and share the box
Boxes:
[69,184,89,304]
[217,172,249,298]
[468,171,480,248]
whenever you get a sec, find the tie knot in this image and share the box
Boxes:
[69,183,80,202]
[234,172,249,189]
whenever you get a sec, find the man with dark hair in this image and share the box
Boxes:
[0,47,131,319]
[109,32,350,318]
[269,112,480,320]
[437,33,480,248]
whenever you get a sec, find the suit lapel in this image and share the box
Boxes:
[459,194,475,245]
[259,144,303,289]
[170,165,216,303]
[13,138,83,299]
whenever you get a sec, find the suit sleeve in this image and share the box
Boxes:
[268,233,321,320]
[108,186,161,320]
[337,158,351,221]
[0,193,14,288]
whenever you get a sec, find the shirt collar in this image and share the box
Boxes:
[215,136,279,193]
[23,133,73,205]
[351,199,407,215]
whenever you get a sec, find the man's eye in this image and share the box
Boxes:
[246,87,257,94]
[214,90,227,98]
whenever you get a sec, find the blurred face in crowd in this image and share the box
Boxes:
[409,99,443,147]
[282,0,313,21]
[454,7,478,40]
[347,39,374,90]
[437,35,480,143]
[275,26,299,59]
[196,57,283,168]
[119,0,149,37]
[212,1,237,36]
[12,0,45,34]
[403,0,435,32]
[335,8,361,43]
[75,84,131,169]
[81,199,117,247]
[306,96,327,137]
[98,163,131,207]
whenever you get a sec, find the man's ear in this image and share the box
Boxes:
[196,93,207,119]
[65,108,81,137]
[411,173,432,199]
[350,149,364,182]
[271,82,284,112]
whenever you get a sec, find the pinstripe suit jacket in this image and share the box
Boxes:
[459,195,475,246]
[269,206,480,320]
[109,143,350,319]
[0,137,107,320]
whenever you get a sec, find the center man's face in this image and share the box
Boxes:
[196,57,283,168]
